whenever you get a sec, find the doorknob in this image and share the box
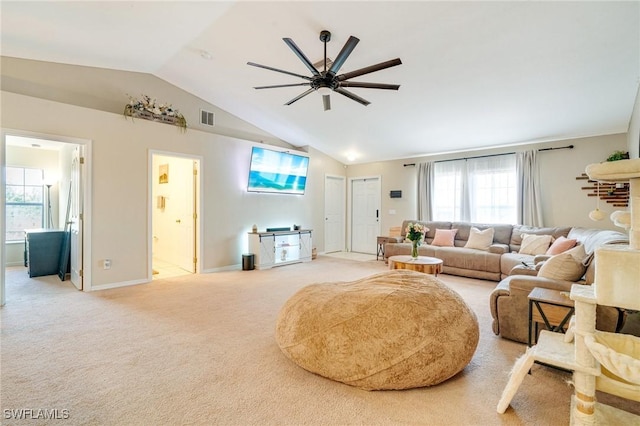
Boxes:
[176,219,181,223]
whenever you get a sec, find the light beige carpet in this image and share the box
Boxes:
[1,257,637,425]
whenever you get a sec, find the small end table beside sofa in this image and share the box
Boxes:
[528,287,575,346]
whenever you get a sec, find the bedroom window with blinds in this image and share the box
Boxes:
[432,154,517,224]
[5,166,44,241]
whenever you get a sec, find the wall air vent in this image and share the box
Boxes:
[200,109,215,127]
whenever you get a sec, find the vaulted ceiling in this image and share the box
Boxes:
[1,1,639,164]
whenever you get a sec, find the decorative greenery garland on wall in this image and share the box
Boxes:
[124,94,187,131]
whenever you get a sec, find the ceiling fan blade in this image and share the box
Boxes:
[337,58,402,81]
[334,88,370,106]
[247,62,312,81]
[323,94,331,111]
[283,38,321,76]
[339,81,400,90]
[285,88,315,106]
[328,36,359,76]
[254,83,311,89]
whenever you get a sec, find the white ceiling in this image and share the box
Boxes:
[2,1,639,164]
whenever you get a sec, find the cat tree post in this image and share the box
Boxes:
[496,159,640,422]
[576,158,640,425]
[570,286,598,425]
[630,177,639,250]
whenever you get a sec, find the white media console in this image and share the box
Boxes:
[248,229,312,270]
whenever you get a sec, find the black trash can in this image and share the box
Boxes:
[242,253,255,271]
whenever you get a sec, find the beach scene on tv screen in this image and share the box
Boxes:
[248,148,309,194]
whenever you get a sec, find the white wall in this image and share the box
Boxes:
[346,134,628,233]
[1,91,346,288]
[628,84,640,159]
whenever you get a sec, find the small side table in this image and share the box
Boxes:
[388,255,443,276]
[528,287,575,347]
[376,236,391,261]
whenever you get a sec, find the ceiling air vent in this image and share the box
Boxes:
[200,109,215,127]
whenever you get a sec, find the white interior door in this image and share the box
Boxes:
[351,177,380,254]
[169,158,194,272]
[70,146,83,290]
[324,175,345,253]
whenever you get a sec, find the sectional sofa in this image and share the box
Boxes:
[383,220,627,281]
[383,220,629,343]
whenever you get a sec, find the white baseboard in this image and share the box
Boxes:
[91,278,149,291]
[201,264,242,273]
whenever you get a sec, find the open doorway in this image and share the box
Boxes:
[149,151,201,280]
[2,130,91,305]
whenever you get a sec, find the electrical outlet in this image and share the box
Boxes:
[103,259,111,270]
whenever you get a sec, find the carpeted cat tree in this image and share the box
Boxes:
[497,158,640,425]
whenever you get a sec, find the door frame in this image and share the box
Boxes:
[348,175,381,253]
[1,128,93,305]
[324,174,346,253]
[147,149,203,280]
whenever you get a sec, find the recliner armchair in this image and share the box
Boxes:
[490,227,628,344]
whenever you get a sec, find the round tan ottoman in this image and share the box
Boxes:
[275,270,479,390]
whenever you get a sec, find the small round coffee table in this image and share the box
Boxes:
[388,255,444,276]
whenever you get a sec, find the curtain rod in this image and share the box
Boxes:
[403,144,574,167]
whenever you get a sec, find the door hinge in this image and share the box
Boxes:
[193,257,197,264]
[193,213,197,220]
[79,157,85,164]
[79,213,83,221]
[79,269,83,277]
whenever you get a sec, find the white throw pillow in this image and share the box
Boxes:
[538,244,587,281]
[464,227,494,250]
[518,234,553,255]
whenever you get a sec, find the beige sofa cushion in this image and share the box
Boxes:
[538,244,587,281]
[510,225,571,252]
[464,227,495,250]
[519,234,552,255]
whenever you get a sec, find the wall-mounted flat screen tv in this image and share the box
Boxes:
[247,146,309,195]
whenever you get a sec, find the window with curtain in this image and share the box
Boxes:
[5,166,44,241]
[432,154,517,224]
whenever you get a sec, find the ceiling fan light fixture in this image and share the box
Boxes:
[248,30,401,110]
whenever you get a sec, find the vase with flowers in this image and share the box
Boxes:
[405,222,427,259]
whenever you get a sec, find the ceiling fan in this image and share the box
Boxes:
[247,30,401,111]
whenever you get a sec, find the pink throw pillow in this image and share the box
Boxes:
[431,229,458,247]
[546,236,577,255]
